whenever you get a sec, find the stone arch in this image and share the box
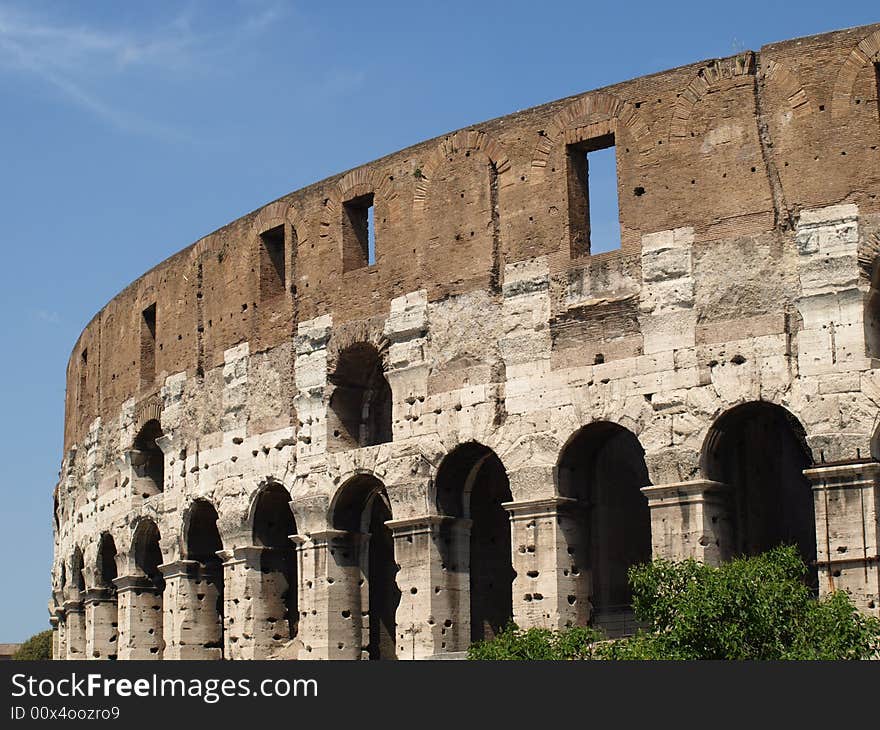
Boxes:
[129,518,165,659]
[669,53,757,141]
[434,441,513,643]
[132,419,164,497]
[832,28,880,119]
[249,480,298,644]
[760,59,814,120]
[329,473,400,660]
[413,129,511,214]
[701,401,817,585]
[319,166,398,268]
[182,498,225,658]
[530,92,652,180]
[70,546,86,599]
[96,533,119,589]
[556,421,652,635]
[862,239,880,359]
[249,200,309,302]
[327,341,393,451]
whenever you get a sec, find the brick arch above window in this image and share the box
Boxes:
[530,92,652,182]
[832,29,880,119]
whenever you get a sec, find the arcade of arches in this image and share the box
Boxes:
[52,401,848,661]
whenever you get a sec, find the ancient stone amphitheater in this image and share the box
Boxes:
[50,23,880,660]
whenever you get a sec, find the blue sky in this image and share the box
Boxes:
[0,0,876,642]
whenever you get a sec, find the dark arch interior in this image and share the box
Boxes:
[864,260,880,359]
[557,422,652,632]
[252,484,298,640]
[333,475,399,660]
[134,520,164,591]
[134,419,164,495]
[97,534,118,591]
[328,344,393,450]
[185,499,224,651]
[435,443,513,643]
[71,548,85,594]
[704,402,817,587]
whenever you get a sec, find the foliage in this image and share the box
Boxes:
[12,630,54,660]
[467,624,603,660]
[467,546,880,660]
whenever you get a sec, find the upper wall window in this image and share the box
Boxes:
[566,133,621,257]
[342,193,375,271]
[875,63,880,124]
[259,224,286,300]
[79,348,88,405]
[140,303,157,388]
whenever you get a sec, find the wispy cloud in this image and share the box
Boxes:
[31,309,61,326]
[0,1,288,140]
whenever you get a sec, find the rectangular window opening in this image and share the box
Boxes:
[342,193,375,271]
[875,63,880,124]
[79,349,88,404]
[259,225,286,300]
[141,303,156,387]
[566,134,620,257]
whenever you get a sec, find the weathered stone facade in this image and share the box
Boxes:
[51,24,880,660]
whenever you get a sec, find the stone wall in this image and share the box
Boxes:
[51,24,880,659]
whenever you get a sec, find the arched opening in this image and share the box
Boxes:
[133,420,164,496]
[557,422,652,635]
[97,534,118,590]
[184,499,225,656]
[95,534,119,660]
[327,343,392,451]
[865,258,880,359]
[703,402,817,587]
[435,443,513,643]
[133,519,164,658]
[332,475,399,660]
[71,548,85,597]
[251,483,298,644]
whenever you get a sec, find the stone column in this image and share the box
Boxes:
[159,560,223,660]
[63,600,86,660]
[84,588,118,660]
[52,608,67,660]
[220,546,295,660]
[503,497,590,630]
[805,461,880,615]
[294,530,365,660]
[387,515,471,659]
[641,480,733,565]
[114,576,163,660]
[49,615,59,660]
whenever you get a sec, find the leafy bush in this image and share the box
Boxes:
[13,630,54,660]
[467,624,603,660]
[467,546,880,660]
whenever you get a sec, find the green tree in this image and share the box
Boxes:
[12,630,54,661]
[467,546,880,660]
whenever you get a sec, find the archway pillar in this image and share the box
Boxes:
[219,546,294,660]
[293,530,366,660]
[62,599,85,659]
[113,575,163,660]
[804,461,880,616]
[159,560,223,660]
[52,607,67,660]
[503,497,589,631]
[83,588,118,660]
[641,480,733,565]
[387,515,471,660]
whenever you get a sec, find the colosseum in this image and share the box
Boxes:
[50,23,880,661]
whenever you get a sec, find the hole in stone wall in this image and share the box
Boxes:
[558,422,652,637]
[342,193,375,271]
[566,134,621,257]
[133,419,164,495]
[327,343,392,450]
[259,225,286,301]
[140,303,157,388]
[184,499,225,657]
